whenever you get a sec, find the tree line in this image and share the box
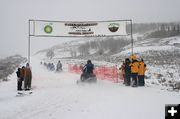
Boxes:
[77,37,130,57]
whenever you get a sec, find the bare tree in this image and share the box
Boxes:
[70,50,77,57]
[98,48,104,55]
[78,44,90,56]
[46,49,55,59]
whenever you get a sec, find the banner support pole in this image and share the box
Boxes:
[28,20,31,65]
[130,20,133,56]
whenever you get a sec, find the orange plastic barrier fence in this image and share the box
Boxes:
[68,64,120,83]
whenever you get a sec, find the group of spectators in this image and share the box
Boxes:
[119,55,147,87]
[15,60,63,91]
[16,63,32,91]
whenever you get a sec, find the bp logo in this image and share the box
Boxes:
[108,23,119,32]
[44,25,53,34]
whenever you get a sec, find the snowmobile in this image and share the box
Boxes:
[77,73,97,84]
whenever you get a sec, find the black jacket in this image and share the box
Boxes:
[16,69,21,78]
[125,62,131,75]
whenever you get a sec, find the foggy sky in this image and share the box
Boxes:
[0,0,180,58]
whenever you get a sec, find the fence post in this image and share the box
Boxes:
[103,66,105,80]
[113,66,114,82]
[115,65,118,83]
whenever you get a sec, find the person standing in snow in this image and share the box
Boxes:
[24,63,32,90]
[124,58,131,86]
[119,61,125,82]
[56,60,62,72]
[51,63,55,71]
[130,55,139,87]
[47,63,51,70]
[20,66,25,80]
[138,58,147,86]
[16,68,23,91]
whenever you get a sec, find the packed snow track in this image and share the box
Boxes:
[0,57,180,119]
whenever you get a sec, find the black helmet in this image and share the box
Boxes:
[87,60,91,64]
[26,63,29,67]
[125,58,130,63]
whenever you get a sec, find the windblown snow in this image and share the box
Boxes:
[0,56,180,119]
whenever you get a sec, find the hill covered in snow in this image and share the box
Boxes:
[0,55,27,82]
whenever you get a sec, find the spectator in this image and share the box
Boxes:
[119,61,125,82]
[20,66,25,88]
[138,58,147,86]
[56,60,62,72]
[16,68,23,91]
[24,63,32,90]
[124,58,131,86]
[130,55,139,87]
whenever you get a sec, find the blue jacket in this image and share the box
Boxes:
[84,63,94,74]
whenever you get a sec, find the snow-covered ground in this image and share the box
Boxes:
[0,56,180,119]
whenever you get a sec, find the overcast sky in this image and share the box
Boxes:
[0,0,180,58]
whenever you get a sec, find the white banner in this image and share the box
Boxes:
[31,20,128,37]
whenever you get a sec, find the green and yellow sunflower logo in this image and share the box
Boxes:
[44,25,53,34]
[108,23,119,32]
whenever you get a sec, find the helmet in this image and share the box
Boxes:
[87,60,91,64]
[26,63,29,67]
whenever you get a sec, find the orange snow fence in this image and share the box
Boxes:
[68,64,119,83]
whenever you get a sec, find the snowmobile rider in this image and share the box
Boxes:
[83,60,94,76]
[78,60,97,83]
